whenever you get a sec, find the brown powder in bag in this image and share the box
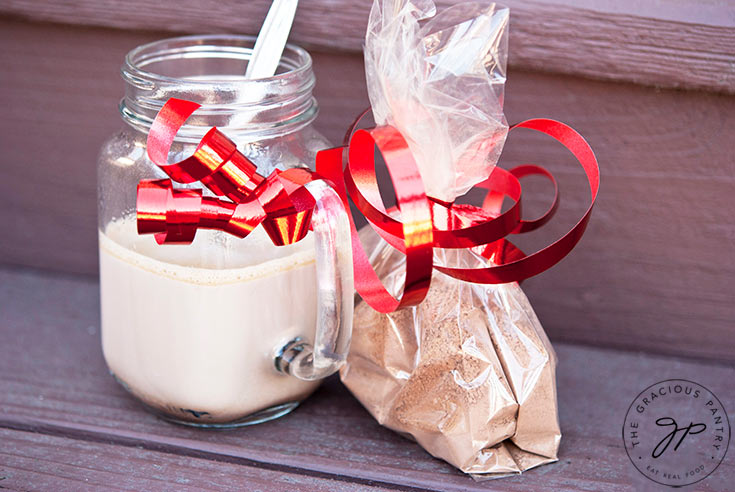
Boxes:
[483,284,561,458]
[340,232,561,476]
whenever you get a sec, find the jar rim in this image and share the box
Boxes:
[122,33,313,89]
[120,34,318,139]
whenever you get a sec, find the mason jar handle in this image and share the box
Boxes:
[274,179,354,381]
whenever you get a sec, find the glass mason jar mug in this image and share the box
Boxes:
[97,35,353,427]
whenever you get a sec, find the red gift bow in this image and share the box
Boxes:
[136,98,599,314]
[137,98,318,247]
[315,115,599,313]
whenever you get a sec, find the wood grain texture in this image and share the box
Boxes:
[0,429,396,492]
[0,267,734,491]
[501,73,735,363]
[1,0,734,93]
[1,20,733,361]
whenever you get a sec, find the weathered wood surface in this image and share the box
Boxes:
[1,19,733,362]
[1,267,733,491]
[1,0,734,93]
[0,429,396,492]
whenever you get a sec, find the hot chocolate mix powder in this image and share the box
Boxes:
[341,243,561,476]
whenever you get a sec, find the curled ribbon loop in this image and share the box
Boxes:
[146,98,264,201]
[349,126,434,310]
[316,114,599,313]
[136,99,599,314]
[137,98,316,247]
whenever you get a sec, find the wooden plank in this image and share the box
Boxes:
[0,429,396,491]
[1,19,733,361]
[1,0,734,93]
[500,70,735,363]
[1,267,733,491]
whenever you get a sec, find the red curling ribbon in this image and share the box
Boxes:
[146,98,264,202]
[317,115,599,313]
[483,164,559,234]
[137,98,599,314]
[137,98,316,247]
[349,126,434,310]
[432,119,599,284]
[136,179,267,244]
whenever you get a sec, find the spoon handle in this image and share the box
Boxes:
[246,0,300,79]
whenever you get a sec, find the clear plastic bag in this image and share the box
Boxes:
[365,0,509,203]
[340,227,561,476]
[342,0,561,476]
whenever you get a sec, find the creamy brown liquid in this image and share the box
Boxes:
[99,218,320,423]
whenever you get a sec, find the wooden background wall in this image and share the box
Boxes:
[1,1,733,362]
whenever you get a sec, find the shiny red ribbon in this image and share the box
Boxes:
[137,98,317,247]
[136,98,599,314]
[315,116,599,313]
